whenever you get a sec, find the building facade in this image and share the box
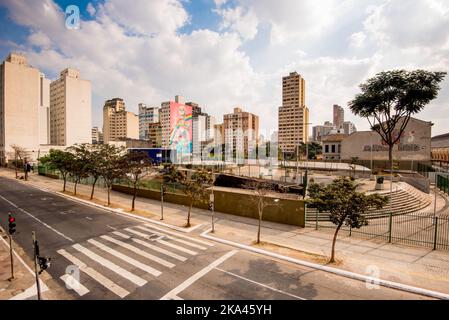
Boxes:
[91,126,104,144]
[223,107,259,160]
[50,68,92,146]
[342,121,357,135]
[321,134,348,160]
[0,53,51,164]
[312,121,335,142]
[148,122,162,148]
[341,117,432,168]
[103,98,138,143]
[431,133,449,164]
[138,103,159,140]
[278,72,310,156]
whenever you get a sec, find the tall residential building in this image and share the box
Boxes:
[333,104,344,129]
[278,72,310,156]
[102,98,139,143]
[50,68,92,146]
[0,53,50,164]
[342,121,357,135]
[193,114,207,160]
[223,107,259,159]
[214,123,225,145]
[92,126,104,144]
[138,103,159,140]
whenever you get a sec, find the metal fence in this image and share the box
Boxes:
[306,211,449,251]
[437,174,449,196]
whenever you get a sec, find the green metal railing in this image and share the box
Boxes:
[306,212,449,251]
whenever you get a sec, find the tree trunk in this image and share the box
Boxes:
[107,187,111,206]
[131,185,137,211]
[330,222,343,263]
[63,177,67,192]
[74,181,78,196]
[187,200,193,228]
[90,177,98,200]
[257,201,263,244]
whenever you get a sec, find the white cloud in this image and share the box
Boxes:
[1,0,449,136]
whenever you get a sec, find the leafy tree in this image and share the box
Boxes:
[243,180,277,244]
[166,166,214,227]
[10,144,30,179]
[67,146,90,196]
[308,177,388,263]
[39,149,74,192]
[349,70,446,172]
[98,145,125,206]
[121,151,155,211]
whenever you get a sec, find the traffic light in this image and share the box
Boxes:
[8,214,16,235]
[38,256,51,274]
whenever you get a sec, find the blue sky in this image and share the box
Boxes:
[1,0,449,136]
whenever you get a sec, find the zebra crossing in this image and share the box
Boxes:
[56,224,214,299]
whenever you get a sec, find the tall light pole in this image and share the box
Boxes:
[304,123,313,173]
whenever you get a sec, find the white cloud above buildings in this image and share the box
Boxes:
[1,0,449,136]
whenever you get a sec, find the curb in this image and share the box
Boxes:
[200,229,449,300]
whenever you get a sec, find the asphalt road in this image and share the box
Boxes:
[0,176,431,300]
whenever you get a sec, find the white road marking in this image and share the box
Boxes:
[131,238,187,262]
[142,224,214,247]
[0,194,74,242]
[107,225,118,231]
[87,240,162,277]
[85,217,93,221]
[215,268,306,300]
[160,250,238,300]
[100,235,175,268]
[112,231,130,238]
[157,239,198,256]
[72,244,148,286]
[122,229,187,261]
[60,274,90,296]
[57,249,129,298]
[135,226,207,250]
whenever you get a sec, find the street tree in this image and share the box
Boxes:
[98,145,125,206]
[349,70,446,173]
[307,177,388,263]
[39,149,74,192]
[166,166,214,227]
[121,151,155,211]
[67,146,90,196]
[10,144,30,179]
[243,180,277,244]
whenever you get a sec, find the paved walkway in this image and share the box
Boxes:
[1,168,449,295]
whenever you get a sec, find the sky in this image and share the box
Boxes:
[1,0,449,137]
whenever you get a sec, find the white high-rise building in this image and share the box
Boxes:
[138,103,159,140]
[0,53,51,164]
[50,68,92,146]
[193,114,207,160]
[342,121,357,135]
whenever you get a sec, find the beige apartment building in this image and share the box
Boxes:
[0,53,50,165]
[103,98,138,143]
[223,107,259,159]
[50,68,91,146]
[148,122,162,148]
[278,72,310,156]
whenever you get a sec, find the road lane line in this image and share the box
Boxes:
[85,217,93,221]
[107,225,118,231]
[100,235,175,268]
[215,267,306,300]
[122,229,187,261]
[72,244,148,286]
[160,250,238,300]
[60,274,90,296]
[87,239,162,277]
[157,239,198,255]
[141,224,214,247]
[57,249,129,298]
[0,194,74,242]
[136,226,207,250]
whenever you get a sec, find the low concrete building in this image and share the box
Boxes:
[341,117,432,169]
[431,133,449,164]
[321,134,348,160]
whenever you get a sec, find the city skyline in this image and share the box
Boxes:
[0,0,448,136]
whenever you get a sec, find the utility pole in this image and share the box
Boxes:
[210,189,215,233]
[160,183,165,221]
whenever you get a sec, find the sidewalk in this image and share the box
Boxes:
[2,168,449,295]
